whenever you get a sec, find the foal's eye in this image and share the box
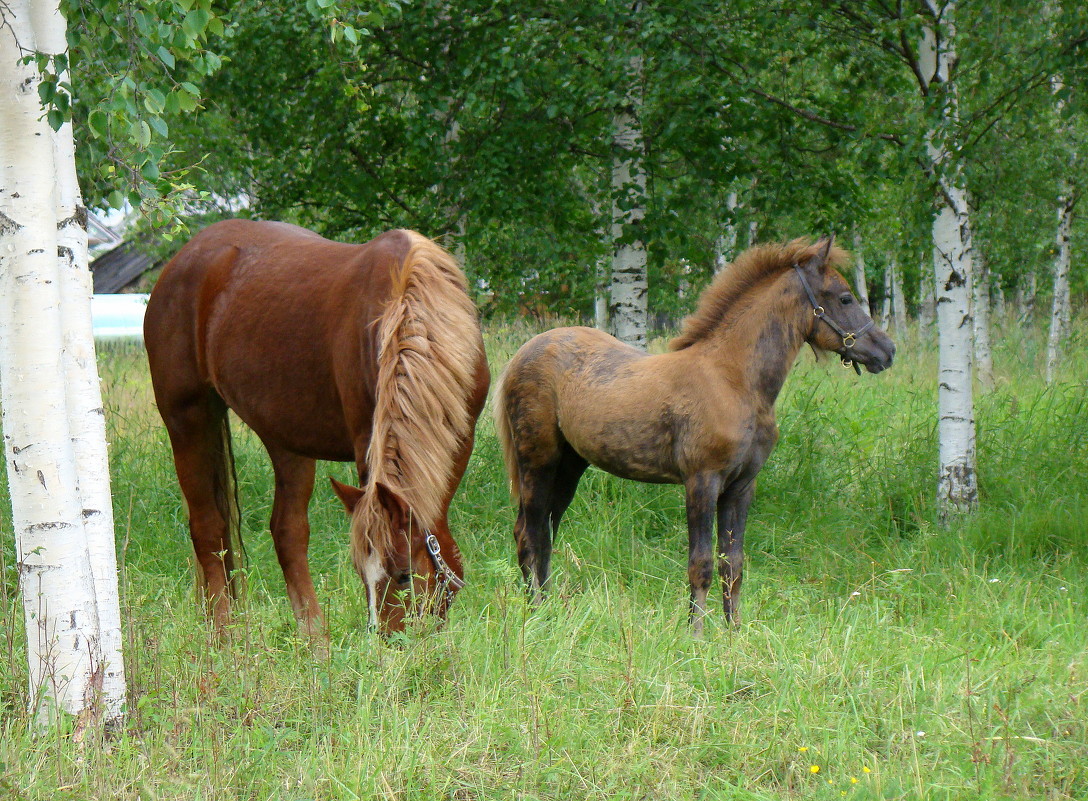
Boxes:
[395,572,412,587]
[840,295,853,305]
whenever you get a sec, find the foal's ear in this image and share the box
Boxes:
[330,477,365,513]
[801,236,835,272]
[374,482,412,533]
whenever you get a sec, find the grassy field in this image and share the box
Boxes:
[1,316,1086,800]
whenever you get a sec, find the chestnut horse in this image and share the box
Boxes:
[144,220,489,635]
[494,238,895,634]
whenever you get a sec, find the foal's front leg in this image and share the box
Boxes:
[685,472,722,637]
[717,479,756,624]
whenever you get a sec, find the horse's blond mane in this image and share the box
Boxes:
[669,238,849,351]
[351,233,481,566]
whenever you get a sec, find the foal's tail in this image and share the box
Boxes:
[492,364,522,505]
[351,232,483,566]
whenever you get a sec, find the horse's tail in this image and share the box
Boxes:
[492,364,522,505]
[210,405,245,602]
[351,232,483,567]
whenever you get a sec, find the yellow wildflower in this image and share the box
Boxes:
[810,765,820,774]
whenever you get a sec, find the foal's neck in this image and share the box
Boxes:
[689,276,808,407]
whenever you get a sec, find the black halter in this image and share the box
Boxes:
[793,264,874,372]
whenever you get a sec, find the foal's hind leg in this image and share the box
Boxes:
[515,444,589,603]
[513,466,558,604]
[266,446,326,639]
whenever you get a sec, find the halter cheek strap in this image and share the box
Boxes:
[425,531,465,608]
[793,264,875,351]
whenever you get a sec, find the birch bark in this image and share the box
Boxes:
[851,227,871,315]
[1,0,124,727]
[1046,192,1075,384]
[920,1,978,518]
[891,257,907,334]
[713,190,739,273]
[973,249,994,389]
[609,48,648,349]
[1045,78,1075,385]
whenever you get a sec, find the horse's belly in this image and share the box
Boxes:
[563,419,683,484]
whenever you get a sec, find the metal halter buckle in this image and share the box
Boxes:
[424,532,466,591]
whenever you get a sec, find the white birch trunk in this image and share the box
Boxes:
[880,261,892,330]
[921,1,978,518]
[1045,74,1075,385]
[594,257,609,331]
[713,190,739,273]
[973,249,994,389]
[1017,271,1037,323]
[1,0,123,727]
[1045,192,1074,384]
[891,257,907,334]
[50,85,125,724]
[609,51,648,349]
[918,258,936,327]
[851,227,871,315]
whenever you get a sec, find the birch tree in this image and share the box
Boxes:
[1045,78,1077,385]
[851,227,871,316]
[0,0,124,727]
[920,0,978,517]
[609,31,649,349]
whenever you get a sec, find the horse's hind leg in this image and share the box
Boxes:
[266,446,326,639]
[513,444,587,603]
[159,392,241,632]
[513,466,557,604]
[549,444,588,538]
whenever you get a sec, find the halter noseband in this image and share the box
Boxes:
[793,264,874,370]
[424,531,465,608]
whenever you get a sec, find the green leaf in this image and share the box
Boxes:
[157,46,176,70]
[131,119,152,148]
[46,109,65,131]
[88,109,108,138]
[38,79,56,105]
[182,9,212,40]
[107,190,126,210]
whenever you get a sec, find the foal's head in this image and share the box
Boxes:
[331,478,464,634]
[794,238,896,373]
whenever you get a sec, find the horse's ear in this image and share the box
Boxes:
[374,482,411,532]
[801,236,834,272]
[330,477,365,513]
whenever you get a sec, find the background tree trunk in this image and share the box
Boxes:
[851,227,871,315]
[609,48,648,349]
[891,257,907,334]
[713,190,739,273]
[921,1,978,519]
[973,251,994,390]
[1045,192,1075,384]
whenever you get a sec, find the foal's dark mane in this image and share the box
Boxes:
[669,238,850,351]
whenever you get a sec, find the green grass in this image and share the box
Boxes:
[1,317,1086,800]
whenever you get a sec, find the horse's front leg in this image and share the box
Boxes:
[717,479,756,624]
[685,472,722,637]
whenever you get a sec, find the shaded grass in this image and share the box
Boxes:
[0,318,1086,800]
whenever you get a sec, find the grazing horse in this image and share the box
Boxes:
[494,238,894,634]
[144,219,489,635]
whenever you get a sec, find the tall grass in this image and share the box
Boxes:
[0,317,1085,800]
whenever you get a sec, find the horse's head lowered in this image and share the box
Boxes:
[331,478,465,633]
[794,237,895,374]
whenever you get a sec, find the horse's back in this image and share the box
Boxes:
[145,221,414,459]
